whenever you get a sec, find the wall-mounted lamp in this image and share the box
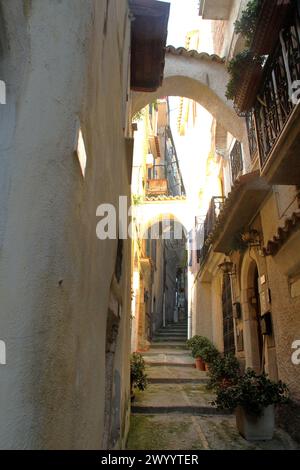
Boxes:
[218,259,236,276]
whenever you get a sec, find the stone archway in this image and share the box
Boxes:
[132,47,246,141]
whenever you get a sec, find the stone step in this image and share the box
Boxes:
[156,330,187,335]
[154,328,187,335]
[158,323,187,328]
[152,337,187,342]
[131,405,231,416]
[149,342,187,349]
[163,324,187,329]
[131,383,228,416]
[154,337,187,341]
[162,328,187,332]
[143,350,189,356]
[148,378,208,384]
[145,365,207,381]
[144,361,194,368]
[155,330,187,334]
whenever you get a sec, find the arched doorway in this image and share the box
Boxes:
[241,254,264,372]
[222,273,235,354]
[253,266,264,370]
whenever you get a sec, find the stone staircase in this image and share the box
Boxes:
[141,320,193,367]
[128,319,299,450]
[133,320,224,415]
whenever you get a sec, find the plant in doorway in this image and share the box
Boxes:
[212,369,289,440]
[130,353,148,402]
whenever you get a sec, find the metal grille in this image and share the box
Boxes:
[255,7,300,168]
[230,141,243,183]
[246,111,258,160]
[198,197,225,265]
[222,273,235,355]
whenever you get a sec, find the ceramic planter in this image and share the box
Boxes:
[235,404,275,441]
[195,357,206,371]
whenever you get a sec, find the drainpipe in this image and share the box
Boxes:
[163,292,166,328]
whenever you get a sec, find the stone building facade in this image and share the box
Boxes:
[0,0,169,450]
[192,0,300,442]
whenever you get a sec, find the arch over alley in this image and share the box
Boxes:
[135,196,192,238]
[132,46,246,141]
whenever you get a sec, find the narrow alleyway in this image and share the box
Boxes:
[127,321,299,451]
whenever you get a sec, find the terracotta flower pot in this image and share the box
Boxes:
[195,357,206,371]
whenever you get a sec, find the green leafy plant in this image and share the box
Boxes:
[207,353,241,390]
[199,343,220,365]
[186,336,221,363]
[225,49,263,101]
[130,353,148,392]
[212,369,290,416]
[234,0,262,47]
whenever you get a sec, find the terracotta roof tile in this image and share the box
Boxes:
[263,211,300,256]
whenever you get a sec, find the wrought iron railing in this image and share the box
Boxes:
[230,141,243,183]
[148,164,167,180]
[197,197,225,265]
[254,7,300,169]
[246,111,258,161]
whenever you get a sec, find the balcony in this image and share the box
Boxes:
[146,164,168,196]
[198,197,225,266]
[210,172,270,254]
[253,5,300,184]
[199,0,233,20]
[130,0,170,92]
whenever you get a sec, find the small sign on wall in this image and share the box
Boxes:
[0,340,6,365]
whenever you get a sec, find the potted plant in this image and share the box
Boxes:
[186,336,221,371]
[207,353,241,390]
[226,50,263,113]
[130,352,148,401]
[198,344,220,371]
[212,369,289,441]
[234,0,262,48]
[235,0,292,55]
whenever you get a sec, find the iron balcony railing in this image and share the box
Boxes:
[246,111,258,161]
[197,196,225,265]
[146,164,168,195]
[230,141,243,183]
[254,5,300,169]
[148,164,167,180]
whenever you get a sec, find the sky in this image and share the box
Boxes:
[160,0,201,47]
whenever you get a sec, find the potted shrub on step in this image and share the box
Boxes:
[207,353,241,390]
[186,336,220,371]
[212,369,289,441]
[130,352,148,402]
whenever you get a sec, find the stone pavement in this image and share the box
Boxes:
[127,321,299,450]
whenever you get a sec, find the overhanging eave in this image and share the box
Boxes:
[211,172,270,254]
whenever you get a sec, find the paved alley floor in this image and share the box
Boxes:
[127,321,299,451]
